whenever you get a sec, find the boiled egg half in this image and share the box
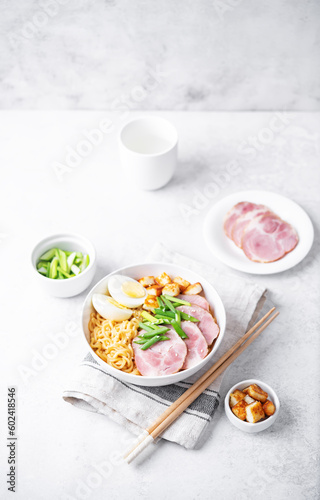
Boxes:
[92,293,132,321]
[108,275,146,308]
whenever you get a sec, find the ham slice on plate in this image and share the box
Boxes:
[178,294,210,311]
[132,327,187,376]
[241,213,299,263]
[231,205,271,247]
[177,305,219,345]
[224,202,258,239]
[223,200,299,264]
[181,321,208,370]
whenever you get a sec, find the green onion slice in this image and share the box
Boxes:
[161,296,176,313]
[171,320,188,339]
[163,294,191,306]
[138,322,155,333]
[37,267,47,275]
[67,252,76,270]
[57,249,68,272]
[57,267,72,279]
[141,311,157,323]
[139,326,169,338]
[71,264,80,275]
[181,312,199,322]
[154,316,173,324]
[154,309,174,318]
[175,309,181,325]
[141,335,169,350]
[141,322,160,330]
[39,248,57,261]
[49,257,58,279]
[157,296,165,308]
[37,261,48,270]
[80,254,89,272]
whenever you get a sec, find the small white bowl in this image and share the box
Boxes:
[225,379,280,433]
[82,262,226,387]
[31,233,96,298]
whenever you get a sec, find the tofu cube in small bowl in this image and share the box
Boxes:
[225,379,280,433]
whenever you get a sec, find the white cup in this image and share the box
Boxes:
[119,116,178,190]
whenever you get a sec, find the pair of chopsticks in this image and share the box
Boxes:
[124,307,279,463]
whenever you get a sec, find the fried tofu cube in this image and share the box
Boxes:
[146,285,163,296]
[162,283,180,297]
[138,276,156,287]
[243,384,268,403]
[173,276,190,291]
[244,395,255,405]
[155,272,171,286]
[262,400,276,417]
[183,282,203,295]
[232,400,248,420]
[245,401,265,423]
[142,296,158,311]
[229,390,246,407]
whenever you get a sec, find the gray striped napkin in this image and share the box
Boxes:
[63,243,267,449]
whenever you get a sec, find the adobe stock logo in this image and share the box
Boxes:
[178,111,291,223]
[52,119,114,182]
[237,112,291,159]
[8,0,70,48]
[52,65,166,182]
[17,321,80,385]
[178,159,243,221]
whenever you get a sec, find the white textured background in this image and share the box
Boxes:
[1,2,320,499]
[1,0,319,110]
[0,111,319,500]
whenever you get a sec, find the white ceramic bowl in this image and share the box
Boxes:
[225,379,280,433]
[82,262,226,387]
[31,233,96,298]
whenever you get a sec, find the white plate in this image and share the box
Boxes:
[203,190,314,275]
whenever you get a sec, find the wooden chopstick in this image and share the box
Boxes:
[150,310,279,440]
[124,307,277,460]
[147,306,276,435]
[124,307,278,462]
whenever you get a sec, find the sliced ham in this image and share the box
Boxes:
[132,327,187,376]
[178,294,210,311]
[181,321,208,370]
[241,213,299,263]
[177,305,220,345]
[231,205,272,247]
[224,202,258,239]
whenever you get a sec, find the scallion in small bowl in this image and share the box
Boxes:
[31,233,96,297]
[36,248,90,280]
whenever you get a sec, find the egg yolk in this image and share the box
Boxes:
[121,281,145,298]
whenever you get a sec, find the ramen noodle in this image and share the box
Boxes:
[89,309,142,375]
